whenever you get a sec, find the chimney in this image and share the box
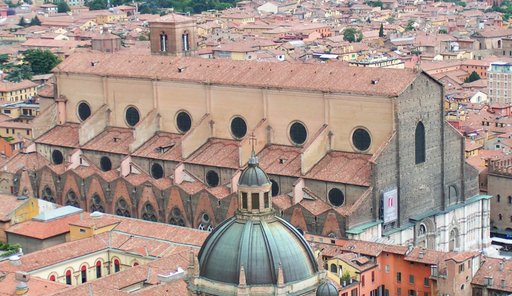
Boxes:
[406,243,414,256]
[499,259,504,271]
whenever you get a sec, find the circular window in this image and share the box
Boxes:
[201,212,210,223]
[352,128,371,152]
[172,207,181,217]
[270,179,279,196]
[77,102,91,122]
[151,163,163,179]
[125,106,140,127]
[205,170,219,187]
[100,156,112,172]
[289,121,308,145]
[328,188,345,207]
[52,150,64,165]
[176,111,192,133]
[230,116,247,139]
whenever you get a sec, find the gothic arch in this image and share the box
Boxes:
[87,177,107,212]
[112,180,133,217]
[166,187,189,227]
[62,173,83,209]
[38,167,57,202]
[321,211,342,238]
[194,191,216,230]
[290,206,308,234]
[138,184,159,221]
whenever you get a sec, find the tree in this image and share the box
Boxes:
[0,54,8,64]
[5,65,33,82]
[379,23,384,37]
[57,1,70,13]
[343,28,363,43]
[464,71,481,83]
[18,17,27,27]
[405,19,415,31]
[438,28,448,34]
[23,49,60,75]
[30,16,41,26]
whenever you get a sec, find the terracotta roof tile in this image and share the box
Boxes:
[258,145,302,177]
[305,151,371,186]
[185,138,240,169]
[35,123,80,148]
[82,127,134,155]
[5,213,81,239]
[131,132,183,162]
[0,195,28,222]
[54,52,418,97]
[0,272,69,295]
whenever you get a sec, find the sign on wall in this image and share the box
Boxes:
[383,189,398,223]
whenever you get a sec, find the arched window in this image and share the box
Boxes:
[95,261,102,278]
[90,194,104,213]
[142,203,157,222]
[160,32,167,52]
[49,274,56,282]
[81,265,87,283]
[415,122,426,164]
[65,270,72,285]
[133,262,139,267]
[499,213,503,220]
[509,196,512,204]
[114,259,120,272]
[65,190,80,208]
[330,264,337,273]
[198,212,213,232]
[182,32,190,52]
[169,207,185,227]
[497,194,501,203]
[418,224,427,236]
[270,179,279,196]
[42,186,55,203]
[449,228,459,251]
[115,198,131,217]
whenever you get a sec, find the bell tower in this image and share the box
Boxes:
[148,13,197,57]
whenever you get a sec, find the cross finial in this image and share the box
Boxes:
[249,133,257,153]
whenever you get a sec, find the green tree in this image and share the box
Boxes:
[343,28,363,43]
[464,71,481,83]
[18,16,27,27]
[57,1,70,13]
[438,28,448,34]
[341,271,351,283]
[379,23,384,37]
[5,65,33,82]
[405,19,415,31]
[0,54,8,64]
[30,16,41,26]
[23,49,60,75]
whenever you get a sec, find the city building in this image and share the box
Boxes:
[487,156,512,236]
[8,45,488,252]
[488,62,512,105]
[0,80,38,102]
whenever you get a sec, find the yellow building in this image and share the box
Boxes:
[0,80,38,102]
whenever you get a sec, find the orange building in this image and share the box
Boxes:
[309,235,480,296]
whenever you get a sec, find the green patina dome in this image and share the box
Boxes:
[316,281,339,296]
[198,215,318,285]
[238,154,270,187]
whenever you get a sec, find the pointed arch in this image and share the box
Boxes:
[62,173,83,209]
[415,121,426,164]
[138,184,159,221]
[87,177,106,213]
[290,206,308,234]
[321,211,342,238]
[166,187,189,227]
[112,180,133,217]
[194,191,216,231]
[38,167,57,202]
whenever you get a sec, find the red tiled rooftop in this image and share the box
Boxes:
[81,127,134,154]
[258,145,302,177]
[305,151,371,186]
[54,52,419,97]
[36,123,80,148]
[0,272,69,296]
[5,213,81,239]
[185,138,240,169]
[0,195,28,222]
[131,132,183,161]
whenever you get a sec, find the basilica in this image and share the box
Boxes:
[2,14,491,252]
